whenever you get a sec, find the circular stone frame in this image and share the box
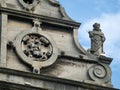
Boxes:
[88,64,111,83]
[14,29,58,68]
[18,0,39,10]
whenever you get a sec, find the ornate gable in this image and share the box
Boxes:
[0,0,116,90]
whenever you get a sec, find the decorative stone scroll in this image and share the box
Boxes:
[88,64,111,83]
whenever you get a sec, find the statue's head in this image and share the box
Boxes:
[93,23,100,31]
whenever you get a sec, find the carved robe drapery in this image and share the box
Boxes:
[89,23,105,56]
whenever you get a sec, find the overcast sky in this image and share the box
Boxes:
[58,0,120,88]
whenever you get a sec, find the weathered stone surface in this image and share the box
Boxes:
[0,0,117,90]
[0,68,116,90]
[0,0,71,20]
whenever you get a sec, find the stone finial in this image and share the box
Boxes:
[88,23,106,56]
[33,19,41,28]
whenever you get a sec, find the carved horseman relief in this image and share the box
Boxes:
[88,23,106,56]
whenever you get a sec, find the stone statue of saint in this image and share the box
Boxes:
[88,23,106,56]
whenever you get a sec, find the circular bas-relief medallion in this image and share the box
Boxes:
[18,0,39,10]
[14,29,58,73]
[88,64,111,83]
[22,34,52,61]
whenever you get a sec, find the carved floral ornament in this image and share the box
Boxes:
[14,20,58,74]
[18,0,40,10]
[18,0,60,11]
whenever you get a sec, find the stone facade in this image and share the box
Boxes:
[0,0,117,90]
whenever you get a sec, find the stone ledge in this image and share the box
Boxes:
[99,55,113,64]
[0,81,48,90]
[0,67,117,90]
[0,7,80,29]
